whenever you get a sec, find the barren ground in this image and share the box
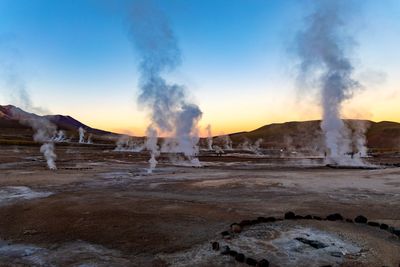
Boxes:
[0,145,399,267]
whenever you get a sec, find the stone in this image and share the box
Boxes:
[257,217,267,223]
[239,220,252,227]
[392,228,400,237]
[257,259,270,267]
[380,223,389,230]
[266,216,276,222]
[246,258,257,266]
[221,231,230,238]
[304,215,313,219]
[326,213,343,221]
[228,250,238,257]
[367,221,380,227]
[221,246,230,255]
[235,253,245,262]
[211,242,219,251]
[231,223,242,233]
[354,215,368,224]
[295,215,304,220]
[284,211,295,220]
[313,216,322,220]
[295,237,328,249]
[330,251,343,257]
[250,219,259,225]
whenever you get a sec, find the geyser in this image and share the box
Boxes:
[128,0,202,172]
[295,0,367,165]
[0,38,58,170]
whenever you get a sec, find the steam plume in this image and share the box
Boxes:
[0,36,57,169]
[78,127,86,144]
[206,124,213,150]
[128,1,202,172]
[295,1,366,165]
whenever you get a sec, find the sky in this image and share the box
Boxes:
[0,0,399,136]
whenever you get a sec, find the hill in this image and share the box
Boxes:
[228,120,400,151]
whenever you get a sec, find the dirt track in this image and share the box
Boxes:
[0,145,399,266]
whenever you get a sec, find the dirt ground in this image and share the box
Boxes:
[0,144,399,267]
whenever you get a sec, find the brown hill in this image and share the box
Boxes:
[227,120,400,151]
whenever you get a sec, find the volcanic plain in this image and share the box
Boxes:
[0,144,399,267]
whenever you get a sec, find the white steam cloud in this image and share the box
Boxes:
[128,1,202,172]
[295,1,367,165]
[0,35,57,170]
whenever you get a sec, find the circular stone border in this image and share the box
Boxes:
[211,211,400,267]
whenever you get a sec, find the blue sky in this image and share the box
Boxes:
[0,0,399,135]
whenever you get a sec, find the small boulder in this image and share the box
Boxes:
[304,215,313,219]
[326,213,343,221]
[221,231,230,238]
[284,211,295,220]
[211,242,219,251]
[266,216,276,222]
[235,253,245,262]
[354,215,368,224]
[246,258,257,266]
[380,223,389,230]
[313,216,322,220]
[392,228,400,237]
[228,250,238,257]
[257,217,267,223]
[221,246,230,255]
[295,215,304,220]
[367,221,380,227]
[231,223,242,233]
[239,220,252,227]
[257,259,270,267]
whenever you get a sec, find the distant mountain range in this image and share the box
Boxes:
[0,105,113,136]
[1,104,399,150]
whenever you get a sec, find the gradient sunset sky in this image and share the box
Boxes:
[0,0,399,136]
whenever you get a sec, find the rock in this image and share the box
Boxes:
[250,219,259,225]
[257,217,267,223]
[380,223,389,230]
[211,242,219,251]
[326,213,343,221]
[313,216,322,220]
[330,251,343,257]
[354,215,368,223]
[235,253,245,262]
[228,250,238,257]
[295,237,328,249]
[231,223,242,233]
[246,258,257,266]
[266,216,276,222]
[221,231,230,238]
[239,220,252,227]
[257,259,270,267]
[392,228,400,237]
[367,221,380,227]
[295,215,304,220]
[305,215,312,219]
[345,218,353,223]
[221,246,230,255]
[284,211,296,220]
